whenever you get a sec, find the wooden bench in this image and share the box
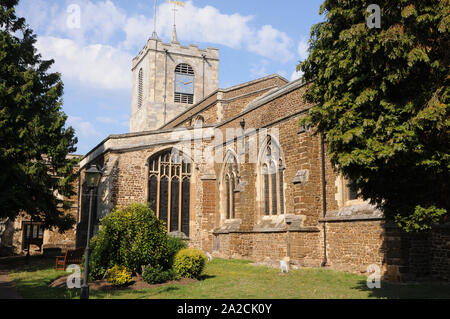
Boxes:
[55,248,84,271]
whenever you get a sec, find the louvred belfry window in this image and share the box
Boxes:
[148,150,191,237]
[138,68,143,108]
[174,63,195,104]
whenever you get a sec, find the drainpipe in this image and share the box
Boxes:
[320,133,328,267]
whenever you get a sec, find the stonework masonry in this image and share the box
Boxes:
[130,38,219,132]
[2,33,448,283]
[76,72,450,282]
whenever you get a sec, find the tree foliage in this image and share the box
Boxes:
[299,0,449,231]
[0,0,78,231]
[89,203,171,279]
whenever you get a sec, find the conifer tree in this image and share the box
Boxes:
[0,0,79,232]
[299,0,449,232]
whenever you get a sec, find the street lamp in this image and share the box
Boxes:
[80,164,102,300]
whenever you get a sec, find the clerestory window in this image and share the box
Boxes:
[260,136,285,216]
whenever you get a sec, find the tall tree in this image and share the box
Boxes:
[0,0,79,232]
[299,0,449,232]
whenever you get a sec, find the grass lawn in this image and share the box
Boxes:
[5,256,450,299]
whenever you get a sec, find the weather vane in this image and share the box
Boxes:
[167,0,184,26]
[167,0,184,43]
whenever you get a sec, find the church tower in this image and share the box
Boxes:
[129,22,219,132]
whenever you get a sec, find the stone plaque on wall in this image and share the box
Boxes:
[293,169,309,184]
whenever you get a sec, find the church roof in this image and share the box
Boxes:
[160,74,289,130]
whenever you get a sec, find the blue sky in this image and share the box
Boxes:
[16,0,325,154]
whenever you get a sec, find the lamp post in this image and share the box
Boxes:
[80,164,102,300]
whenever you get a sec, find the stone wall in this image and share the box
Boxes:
[324,219,386,275]
[77,73,450,282]
[431,225,450,281]
[383,222,450,281]
[130,38,219,132]
[213,230,322,267]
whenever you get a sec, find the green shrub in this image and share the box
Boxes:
[89,203,170,279]
[143,264,177,284]
[166,236,188,268]
[104,265,133,287]
[395,205,447,232]
[173,248,207,279]
[86,235,108,280]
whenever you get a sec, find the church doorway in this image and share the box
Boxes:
[148,149,191,237]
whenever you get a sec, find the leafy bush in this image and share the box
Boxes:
[142,264,177,284]
[104,265,133,287]
[395,205,447,233]
[86,235,108,280]
[166,236,188,268]
[173,248,207,279]
[88,203,170,279]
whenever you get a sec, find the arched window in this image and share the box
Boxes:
[192,115,205,127]
[148,149,191,237]
[174,63,195,104]
[336,175,360,208]
[138,68,143,108]
[223,152,239,219]
[260,136,285,216]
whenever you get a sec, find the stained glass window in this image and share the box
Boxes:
[260,136,285,216]
[148,150,191,237]
[223,153,238,219]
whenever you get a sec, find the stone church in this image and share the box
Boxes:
[70,28,449,281]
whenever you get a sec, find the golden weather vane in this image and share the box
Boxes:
[167,0,184,43]
[167,0,185,27]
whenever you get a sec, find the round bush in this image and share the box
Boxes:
[104,265,133,287]
[166,236,188,268]
[89,203,170,279]
[173,248,207,279]
[143,264,176,284]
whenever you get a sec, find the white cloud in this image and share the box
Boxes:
[250,60,270,78]
[18,0,127,45]
[297,37,309,61]
[78,0,127,43]
[123,1,294,63]
[97,115,129,128]
[67,116,103,138]
[288,38,309,82]
[20,0,301,93]
[36,36,132,90]
[152,1,253,49]
[290,69,304,82]
[247,25,294,63]
[122,15,154,50]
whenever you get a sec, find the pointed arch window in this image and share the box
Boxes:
[175,63,195,104]
[260,136,285,216]
[138,68,143,109]
[223,153,238,220]
[192,115,205,127]
[148,150,191,237]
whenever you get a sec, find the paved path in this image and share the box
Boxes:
[0,266,21,299]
